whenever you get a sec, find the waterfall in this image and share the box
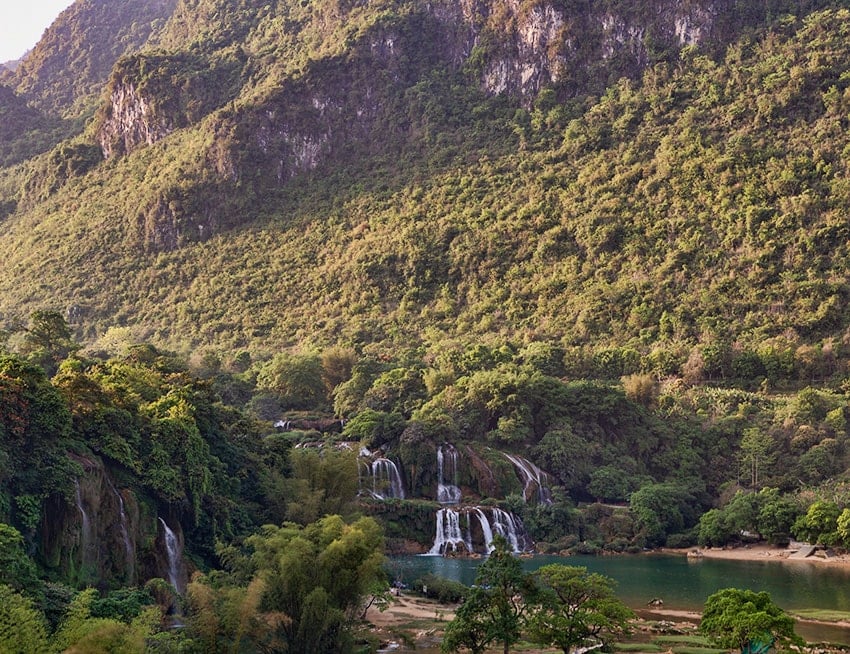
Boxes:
[504,453,553,504]
[428,507,531,556]
[436,444,462,504]
[370,458,405,499]
[107,478,135,582]
[490,507,531,553]
[158,518,183,593]
[473,508,495,553]
[73,479,93,562]
[428,508,469,555]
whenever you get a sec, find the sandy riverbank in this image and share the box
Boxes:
[665,543,850,566]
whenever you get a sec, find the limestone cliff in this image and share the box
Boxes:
[81,0,826,251]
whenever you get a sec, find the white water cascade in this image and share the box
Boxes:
[369,458,406,499]
[428,508,469,555]
[504,453,553,504]
[158,518,184,593]
[428,506,531,555]
[436,444,462,504]
[473,508,495,553]
[490,507,528,552]
[107,479,135,582]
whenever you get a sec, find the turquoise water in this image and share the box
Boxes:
[386,553,850,643]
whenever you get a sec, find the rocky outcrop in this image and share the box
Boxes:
[94,0,808,250]
[99,82,174,158]
[430,0,732,102]
[38,453,186,591]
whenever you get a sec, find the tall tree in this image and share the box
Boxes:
[0,585,50,654]
[20,310,77,375]
[442,536,535,654]
[245,515,386,653]
[527,565,634,654]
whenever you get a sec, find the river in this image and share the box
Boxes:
[386,553,850,644]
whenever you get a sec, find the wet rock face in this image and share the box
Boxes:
[38,454,159,590]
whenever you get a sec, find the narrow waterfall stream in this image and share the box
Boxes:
[107,478,135,581]
[436,444,461,504]
[158,518,183,593]
[504,453,553,504]
[73,479,94,564]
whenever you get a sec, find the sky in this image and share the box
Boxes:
[1,1,75,63]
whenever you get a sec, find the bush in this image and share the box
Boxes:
[411,574,468,603]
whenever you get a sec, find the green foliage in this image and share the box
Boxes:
[0,584,50,654]
[527,565,634,654]
[791,499,841,545]
[0,523,41,598]
[629,483,697,547]
[342,408,406,449]
[442,536,536,654]
[52,587,160,654]
[700,588,801,652]
[239,515,386,653]
[412,573,468,603]
[282,447,359,525]
[256,352,328,411]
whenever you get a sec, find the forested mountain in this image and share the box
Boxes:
[3,1,850,649]
[0,0,847,362]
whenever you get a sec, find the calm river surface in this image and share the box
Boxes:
[387,553,850,644]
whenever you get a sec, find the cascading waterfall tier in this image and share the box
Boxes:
[436,444,462,504]
[73,478,94,565]
[359,456,405,499]
[504,453,553,504]
[427,506,531,556]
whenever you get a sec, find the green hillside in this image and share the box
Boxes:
[3,2,850,648]
[1,2,850,371]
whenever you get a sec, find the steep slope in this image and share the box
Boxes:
[1,1,849,364]
[1,0,177,118]
[0,85,68,168]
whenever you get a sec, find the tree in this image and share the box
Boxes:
[0,523,41,598]
[700,588,801,653]
[442,536,536,654]
[443,586,499,654]
[0,585,50,654]
[527,565,634,654]
[698,508,735,547]
[256,352,327,410]
[629,483,695,547]
[755,488,799,545]
[243,515,387,653]
[20,310,77,375]
[739,428,774,489]
[792,500,841,545]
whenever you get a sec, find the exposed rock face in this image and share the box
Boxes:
[90,0,771,250]
[99,82,173,158]
[445,0,730,101]
[38,453,182,590]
